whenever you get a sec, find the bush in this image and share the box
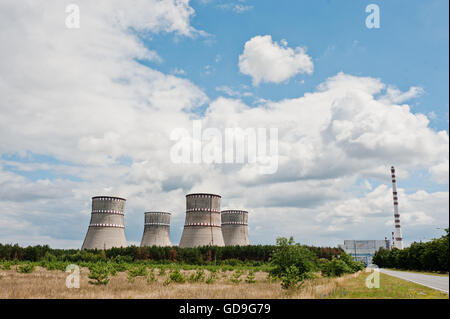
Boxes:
[127,265,147,282]
[188,269,205,283]
[146,269,156,284]
[17,263,35,273]
[0,261,12,270]
[339,252,365,272]
[321,258,352,277]
[229,270,243,284]
[88,263,110,285]
[165,269,185,285]
[269,237,315,289]
[280,265,306,289]
[158,268,167,276]
[245,270,256,284]
[205,272,216,284]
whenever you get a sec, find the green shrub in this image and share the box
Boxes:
[205,272,217,284]
[169,269,185,283]
[127,265,147,282]
[158,268,166,276]
[339,252,365,272]
[146,269,156,284]
[88,263,110,285]
[321,258,352,277]
[280,265,307,289]
[245,270,256,284]
[17,263,35,273]
[188,269,205,283]
[229,270,243,284]
[0,261,12,270]
[269,237,315,288]
[163,269,185,285]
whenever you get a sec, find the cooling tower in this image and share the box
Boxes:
[391,166,403,249]
[81,196,127,250]
[179,193,225,248]
[140,212,172,247]
[221,210,250,246]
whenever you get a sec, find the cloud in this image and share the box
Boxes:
[215,85,252,98]
[379,85,425,104]
[171,68,186,75]
[232,4,253,13]
[238,35,314,85]
[217,2,253,14]
[429,160,449,184]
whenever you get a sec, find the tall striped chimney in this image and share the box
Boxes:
[391,232,395,248]
[391,166,403,249]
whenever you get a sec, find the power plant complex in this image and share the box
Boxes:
[340,166,406,264]
[81,167,403,257]
[81,193,249,249]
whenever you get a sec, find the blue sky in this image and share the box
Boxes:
[0,0,448,248]
[148,0,449,131]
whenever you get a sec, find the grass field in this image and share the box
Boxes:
[0,266,448,299]
[329,270,448,299]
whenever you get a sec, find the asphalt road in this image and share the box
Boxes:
[379,268,449,294]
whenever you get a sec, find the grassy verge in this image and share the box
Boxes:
[384,268,449,277]
[328,270,448,299]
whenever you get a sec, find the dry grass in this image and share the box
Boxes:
[0,266,350,299]
[1,267,446,299]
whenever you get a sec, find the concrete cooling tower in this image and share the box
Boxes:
[140,212,172,247]
[221,210,250,246]
[179,193,225,248]
[81,196,127,250]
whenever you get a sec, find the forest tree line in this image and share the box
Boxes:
[372,229,449,272]
[0,242,344,265]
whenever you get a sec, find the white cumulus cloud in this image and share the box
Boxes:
[238,35,313,85]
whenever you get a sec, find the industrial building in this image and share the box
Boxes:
[179,193,225,248]
[339,240,390,265]
[140,212,172,247]
[81,196,127,250]
[221,210,250,246]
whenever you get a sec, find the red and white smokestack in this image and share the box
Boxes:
[391,232,395,248]
[391,166,403,249]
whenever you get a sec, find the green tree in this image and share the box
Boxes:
[269,237,315,289]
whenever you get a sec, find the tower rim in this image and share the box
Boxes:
[221,210,248,214]
[92,195,126,201]
[186,193,221,198]
[144,211,171,215]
